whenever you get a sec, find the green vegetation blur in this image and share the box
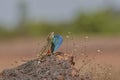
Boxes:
[0,9,120,38]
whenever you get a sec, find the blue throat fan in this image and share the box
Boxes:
[51,34,63,53]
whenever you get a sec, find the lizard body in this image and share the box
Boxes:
[37,32,54,59]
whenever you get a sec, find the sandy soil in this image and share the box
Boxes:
[0,37,120,72]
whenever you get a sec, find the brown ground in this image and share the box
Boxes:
[0,37,120,73]
[1,53,85,80]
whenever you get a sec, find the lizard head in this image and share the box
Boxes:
[47,32,54,42]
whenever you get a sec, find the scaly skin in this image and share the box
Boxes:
[37,32,54,59]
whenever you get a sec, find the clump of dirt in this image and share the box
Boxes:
[0,53,92,80]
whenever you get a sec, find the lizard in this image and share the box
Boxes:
[37,32,54,60]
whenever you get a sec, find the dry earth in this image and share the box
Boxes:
[0,37,120,73]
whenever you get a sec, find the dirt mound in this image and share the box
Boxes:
[0,53,92,80]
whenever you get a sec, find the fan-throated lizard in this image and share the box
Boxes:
[37,32,54,60]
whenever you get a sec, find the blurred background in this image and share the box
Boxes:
[0,0,120,37]
[0,0,120,75]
